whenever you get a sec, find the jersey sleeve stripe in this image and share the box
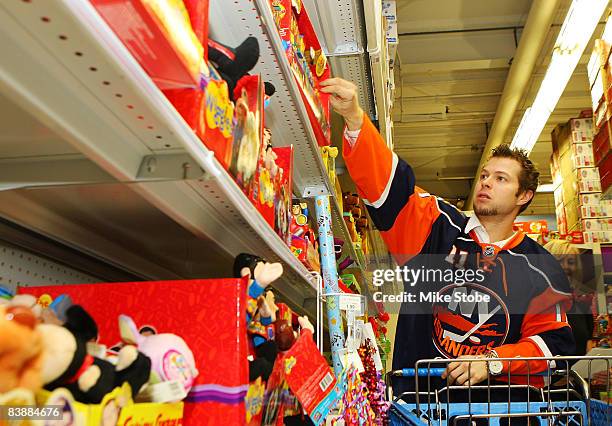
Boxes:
[527,335,556,370]
[363,153,399,208]
[506,250,573,296]
[364,159,415,231]
[434,197,463,233]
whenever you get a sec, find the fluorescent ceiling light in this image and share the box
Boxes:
[510,0,609,154]
[536,183,556,193]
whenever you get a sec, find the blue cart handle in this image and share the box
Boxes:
[400,368,445,377]
[397,368,554,377]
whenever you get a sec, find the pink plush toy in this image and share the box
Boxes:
[118,315,198,394]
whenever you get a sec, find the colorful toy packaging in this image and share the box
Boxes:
[231,75,265,197]
[19,278,248,426]
[163,66,234,169]
[272,145,294,246]
[290,203,321,272]
[261,330,343,426]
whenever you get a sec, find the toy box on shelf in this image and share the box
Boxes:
[595,117,612,193]
[268,0,331,147]
[342,193,370,258]
[19,278,248,426]
[230,75,265,198]
[272,145,294,246]
[250,130,294,240]
[163,66,234,169]
[290,203,320,273]
[549,114,612,243]
[91,0,207,88]
[560,231,586,245]
[0,384,184,426]
[183,0,210,58]
[514,220,548,243]
[260,330,342,426]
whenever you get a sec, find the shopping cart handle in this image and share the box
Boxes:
[401,368,446,377]
[397,367,556,378]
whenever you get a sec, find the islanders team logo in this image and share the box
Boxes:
[432,283,509,358]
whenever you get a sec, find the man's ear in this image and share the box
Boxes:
[517,189,534,208]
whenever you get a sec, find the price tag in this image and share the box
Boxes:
[338,348,364,373]
[338,294,364,315]
[354,320,364,344]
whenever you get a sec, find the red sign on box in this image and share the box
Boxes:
[281,331,342,425]
[20,279,248,426]
[513,220,548,234]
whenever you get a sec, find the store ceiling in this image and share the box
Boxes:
[391,0,598,215]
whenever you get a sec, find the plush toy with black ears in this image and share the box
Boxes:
[208,37,276,101]
[39,305,151,404]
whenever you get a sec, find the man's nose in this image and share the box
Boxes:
[481,176,493,188]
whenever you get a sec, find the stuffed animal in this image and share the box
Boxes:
[6,293,70,325]
[118,315,198,394]
[233,253,283,382]
[208,37,276,101]
[275,315,314,351]
[39,305,151,404]
[0,304,44,393]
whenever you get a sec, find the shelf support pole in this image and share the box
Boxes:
[314,195,345,375]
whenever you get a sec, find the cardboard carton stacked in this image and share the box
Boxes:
[589,13,612,197]
[551,117,612,243]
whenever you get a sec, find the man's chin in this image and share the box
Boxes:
[474,205,498,216]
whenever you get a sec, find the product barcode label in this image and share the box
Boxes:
[319,371,334,392]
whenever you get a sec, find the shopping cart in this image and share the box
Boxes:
[386,356,612,425]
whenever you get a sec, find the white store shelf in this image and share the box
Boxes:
[0,0,321,316]
[302,0,376,119]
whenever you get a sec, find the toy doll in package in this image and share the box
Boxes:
[231,75,264,197]
[272,146,294,246]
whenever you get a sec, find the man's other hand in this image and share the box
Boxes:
[320,78,363,131]
[441,355,489,386]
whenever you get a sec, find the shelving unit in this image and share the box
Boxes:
[301,0,376,121]
[209,0,369,275]
[0,0,313,316]
[0,0,381,321]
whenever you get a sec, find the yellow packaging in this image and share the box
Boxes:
[34,383,183,426]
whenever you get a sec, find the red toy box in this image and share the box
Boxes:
[230,75,265,197]
[91,0,205,89]
[183,0,210,59]
[163,66,234,169]
[273,146,294,246]
[20,278,248,426]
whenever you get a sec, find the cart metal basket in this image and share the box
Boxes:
[386,356,612,425]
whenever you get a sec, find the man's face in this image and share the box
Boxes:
[474,157,531,217]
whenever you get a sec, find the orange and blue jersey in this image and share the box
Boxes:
[344,115,575,393]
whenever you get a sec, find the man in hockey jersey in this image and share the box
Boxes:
[321,78,575,394]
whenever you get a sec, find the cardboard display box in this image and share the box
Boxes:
[20,278,248,426]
